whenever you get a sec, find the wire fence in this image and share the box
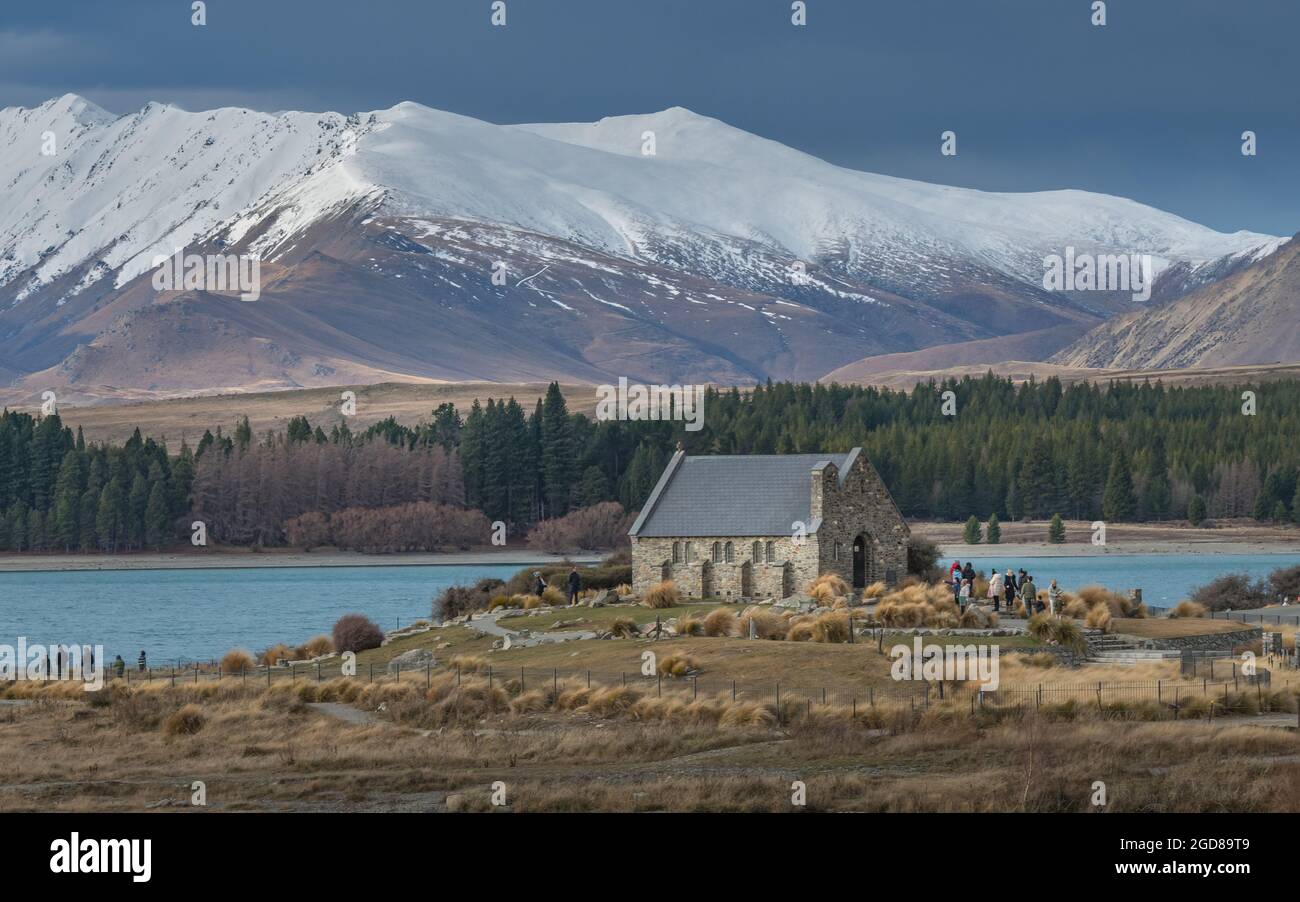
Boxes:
[77,657,1300,725]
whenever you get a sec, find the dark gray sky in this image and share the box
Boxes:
[3,0,1296,234]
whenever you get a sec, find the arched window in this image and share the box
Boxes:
[765,540,775,563]
[752,541,762,562]
[724,542,734,563]
[672,542,681,564]
[832,541,840,562]
[711,541,721,563]
[685,542,695,563]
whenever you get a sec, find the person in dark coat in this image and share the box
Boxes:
[532,571,547,597]
[138,650,147,672]
[1004,569,1018,609]
[566,566,581,606]
[961,562,976,584]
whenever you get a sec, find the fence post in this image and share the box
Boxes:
[317,662,322,683]
[520,667,525,692]
[194,665,198,684]
[267,666,271,687]
[369,663,373,682]
[870,687,875,707]
[1157,680,1161,704]
[694,677,698,701]
[554,669,558,694]
[732,680,736,701]
[488,666,493,690]
[456,665,461,686]
[586,670,590,689]
[242,669,246,686]
[775,683,780,724]
[426,662,431,690]
[657,673,662,697]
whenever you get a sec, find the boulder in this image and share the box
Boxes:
[387,648,435,673]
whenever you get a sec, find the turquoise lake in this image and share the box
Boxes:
[0,553,1296,665]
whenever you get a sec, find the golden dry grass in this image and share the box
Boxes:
[643,580,683,609]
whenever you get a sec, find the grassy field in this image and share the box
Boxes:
[1111,618,1258,639]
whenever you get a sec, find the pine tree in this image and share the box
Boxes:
[962,515,982,544]
[540,382,574,517]
[127,472,148,549]
[145,480,170,550]
[986,512,1001,544]
[51,449,82,550]
[1293,480,1300,525]
[1102,452,1136,522]
[1187,494,1207,527]
[1141,435,1171,519]
[1048,512,1066,543]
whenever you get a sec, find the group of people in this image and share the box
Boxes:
[948,561,1063,617]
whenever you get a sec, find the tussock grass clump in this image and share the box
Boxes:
[737,606,789,640]
[260,643,294,666]
[162,703,206,736]
[658,653,699,677]
[585,686,642,717]
[541,586,567,607]
[1085,605,1113,632]
[1170,600,1208,619]
[608,617,640,638]
[487,595,517,611]
[874,583,960,628]
[449,655,491,674]
[522,594,547,610]
[675,615,704,637]
[861,580,887,600]
[702,607,737,637]
[642,580,683,609]
[221,650,256,673]
[1027,614,1087,654]
[808,573,851,606]
[811,611,852,643]
[1022,652,1057,668]
[300,635,334,658]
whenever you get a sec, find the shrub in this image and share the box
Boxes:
[541,586,567,606]
[642,580,682,609]
[1188,573,1270,612]
[1026,614,1086,654]
[163,704,206,736]
[1170,600,1207,619]
[861,580,887,600]
[332,613,385,653]
[220,649,256,673]
[525,501,635,553]
[676,615,704,637]
[1268,565,1300,600]
[435,583,499,620]
[522,594,546,610]
[907,535,941,580]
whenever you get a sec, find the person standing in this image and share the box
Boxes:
[1048,580,1063,616]
[567,565,581,606]
[138,650,147,672]
[113,655,125,679]
[988,569,1005,612]
[959,578,971,611]
[533,571,547,597]
[1020,574,1039,615]
[1004,569,1018,610]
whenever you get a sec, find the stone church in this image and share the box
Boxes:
[628,447,909,600]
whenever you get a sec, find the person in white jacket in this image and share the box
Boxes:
[988,570,1005,612]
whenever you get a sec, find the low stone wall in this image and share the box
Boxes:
[1125,627,1260,652]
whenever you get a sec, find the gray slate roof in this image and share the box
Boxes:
[629,451,853,538]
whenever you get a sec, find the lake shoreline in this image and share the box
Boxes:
[937,540,1300,559]
[0,549,603,574]
[0,539,1296,574]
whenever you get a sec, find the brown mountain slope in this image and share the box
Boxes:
[1052,236,1300,369]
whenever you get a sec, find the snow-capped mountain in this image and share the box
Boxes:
[0,94,1285,401]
